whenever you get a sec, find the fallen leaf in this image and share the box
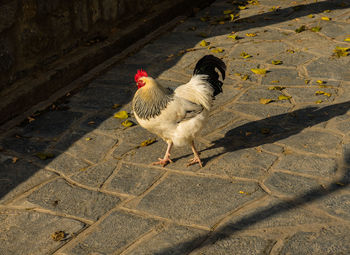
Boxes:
[188,26,196,31]
[345,38,350,42]
[323,9,331,13]
[268,86,285,91]
[295,25,306,33]
[245,131,253,136]
[223,9,233,14]
[230,14,235,22]
[51,231,66,241]
[211,48,224,53]
[112,104,120,109]
[269,6,280,11]
[36,152,55,160]
[336,182,345,186]
[311,26,322,32]
[240,52,252,58]
[27,116,35,123]
[278,95,292,100]
[261,128,271,134]
[140,138,157,147]
[200,40,209,47]
[308,14,315,18]
[315,91,331,97]
[305,79,310,84]
[286,49,295,53]
[85,137,92,141]
[219,21,225,24]
[251,68,267,75]
[12,157,18,163]
[316,80,324,84]
[200,17,209,22]
[239,190,245,194]
[321,16,331,21]
[88,121,95,125]
[234,72,241,76]
[238,6,247,10]
[122,120,134,128]
[241,74,249,80]
[260,98,274,104]
[315,100,323,104]
[246,33,257,37]
[228,34,238,40]
[271,80,280,83]
[198,32,208,38]
[114,111,128,119]
[271,60,283,65]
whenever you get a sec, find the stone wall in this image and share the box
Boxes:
[0,0,164,91]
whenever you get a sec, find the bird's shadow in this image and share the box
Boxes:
[199,101,350,166]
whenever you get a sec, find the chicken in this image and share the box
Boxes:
[132,55,226,167]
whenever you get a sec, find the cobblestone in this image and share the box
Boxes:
[1,0,350,253]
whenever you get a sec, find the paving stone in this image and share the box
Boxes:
[237,87,290,105]
[318,192,350,221]
[264,171,320,197]
[70,159,118,188]
[261,143,284,154]
[24,178,121,221]
[54,130,117,163]
[318,21,350,41]
[79,112,122,132]
[62,210,158,255]
[192,235,275,255]
[200,110,239,136]
[126,224,207,255]
[261,68,305,85]
[230,41,289,60]
[280,226,350,255]
[225,197,330,231]
[203,148,277,180]
[130,173,265,227]
[0,156,57,204]
[228,103,291,119]
[267,50,315,67]
[1,136,51,156]
[306,56,350,80]
[278,130,341,155]
[0,209,85,255]
[105,163,164,196]
[285,87,337,104]
[45,153,90,176]
[228,60,264,83]
[276,153,337,177]
[21,111,83,139]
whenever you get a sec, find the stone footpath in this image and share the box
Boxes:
[1,0,350,254]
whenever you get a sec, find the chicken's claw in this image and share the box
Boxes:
[187,156,203,167]
[152,157,173,167]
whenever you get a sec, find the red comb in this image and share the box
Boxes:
[134,69,148,82]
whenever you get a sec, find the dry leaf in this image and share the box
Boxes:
[51,231,66,241]
[241,74,249,80]
[311,26,322,32]
[112,104,120,109]
[261,128,271,134]
[122,120,134,128]
[321,16,331,21]
[315,91,331,97]
[271,60,283,65]
[200,40,209,47]
[211,48,224,53]
[245,131,253,136]
[223,9,233,14]
[88,121,95,125]
[286,49,295,53]
[36,152,55,160]
[228,34,238,40]
[246,33,257,37]
[251,68,267,75]
[198,32,208,38]
[140,138,157,147]
[12,157,18,163]
[315,100,323,104]
[271,80,280,83]
[316,80,324,84]
[345,38,350,42]
[295,25,306,33]
[305,79,310,84]
[268,86,285,91]
[260,98,274,104]
[114,111,128,119]
[85,137,92,141]
[238,6,247,10]
[240,52,252,58]
[308,14,315,18]
[27,116,35,123]
[278,95,292,100]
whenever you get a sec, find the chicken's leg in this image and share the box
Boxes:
[152,141,173,167]
[187,141,203,167]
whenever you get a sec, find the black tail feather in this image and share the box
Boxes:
[193,55,226,96]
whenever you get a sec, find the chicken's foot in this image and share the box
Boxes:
[187,141,203,167]
[152,142,173,167]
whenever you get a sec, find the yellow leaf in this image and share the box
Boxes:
[51,231,65,242]
[260,98,274,104]
[112,104,120,109]
[88,121,95,125]
[295,25,306,33]
[239,190,245,194]
[286,49,295,53]
[122,120,134,128]
[345,38,350,42]
[316,80,324,84]
[268,86,285,91]
[219,21,225,24]
[200,17,209,22]
[27,116,35,123]
[308,14,315,18]
[198,32,208,38]
[271,80,280,83]
[246,33,257,37]
[245,131,253,136]
[261,128,270,134]
[323,9,331,13]
[200,40,209,47]
[240,52,252,58]
[234,72,241,76]
[305,79,310,84]
[211,48,224,53]
[321,16,331,21]
[85,137,92,141]
[230,14,235,22]
[12,157,18,163]
[36,152,55,160]
[278,95,292,100]
[315,100,323,104]
[241,74,249,80]
[114,111,128,119]
[238,6,247,10]
[140,138,157,147]
[315,91,331,97]
[228,34,238,40]
[223,9,233,14]
[271,60,283,65]
[251,68,267,75]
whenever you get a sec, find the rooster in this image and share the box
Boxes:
[132,55,226,167]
